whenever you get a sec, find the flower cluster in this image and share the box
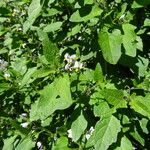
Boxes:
[64,53,83,71]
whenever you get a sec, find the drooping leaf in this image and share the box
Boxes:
[98,28,122,64]
[70,5,103,22]
[71,111,87,142]
[37,29,60,65]
[23,0,42,33]
[115,136,133,150]
[130,94,150,118]
[43,22,63,32]
[86,115,121,150]
[94,63,103,82]
[122,23,137,57]
[30,74,73,121]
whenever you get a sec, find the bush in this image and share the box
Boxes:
[0,0,150,149]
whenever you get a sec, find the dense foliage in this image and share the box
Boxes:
[0,0,150,149]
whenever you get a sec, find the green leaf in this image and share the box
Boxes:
[84,0,93,5]
[94,63,103,82]
[71,111,87,142]
[144,18,150,27]
[20,67,37,88]
[53,137,77,150]
[0,83,10,93]
[87,115,121,150]
[70,5,103,22]
[98,28,122,64]
[67,24,81,37]
[2,135,17,150]
[15,136,35,150]
[23,0,42,33]
[122,23,137,57]
[37,29,59,65]
[102,89,127,109]
[30,74,73,121]
[43,22,63,32]
[130,94,150,118]
[136,56,148,77]
[115,136,133,150]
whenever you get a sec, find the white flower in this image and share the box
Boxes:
[0,59,8,71]
[67,129,73,139]
[85,126,94,140]
[20,113,27,118]
[37,141,43,149]
[21,122,29,128]
[4,73,10,79]
[73,61,83,69]
[64,53,76,63]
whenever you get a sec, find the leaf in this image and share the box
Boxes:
[122,23,137,57]
[0,83,10,93]
[37,29,59,65]
[30,74,73,121]
[71,111,87,142]
[98,28,122,64]
[53,137,77,150]
[67,24,81,37]
[136,56,148,77]
[43,22,63,32]
[70,5,103,22]
[23,0,42,33]
[2,135,17,150]
[115,136,133,150]
[84,0,93,5]
[15,136,35,150]
[20,67,37,88]
[86,115,121,150]
[94,63,103,82]
[130,94,150,118]
[102,89,127,109]
[144,18,150,27]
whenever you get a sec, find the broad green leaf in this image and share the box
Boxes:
[43,22,62,32]
[136,56,148,77]
[136,36,143,51]
[37,29,59,65]
[20,67,37,88]
[70,5,103,22]
[94,63,103,82]
[130,94,150,118]
[87,115,121,150]
[30,74,72,121]
[2,135,17,150]
[15,136,35,150]
[53,137,77,150]
[71,111,87,142]
[144,18,150,27]
[98,28,122,64]
[115,136,133,150]
[102,89,127,109]
[23,0,42,33]
[122,23,137,57]
[94,101,112,118]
